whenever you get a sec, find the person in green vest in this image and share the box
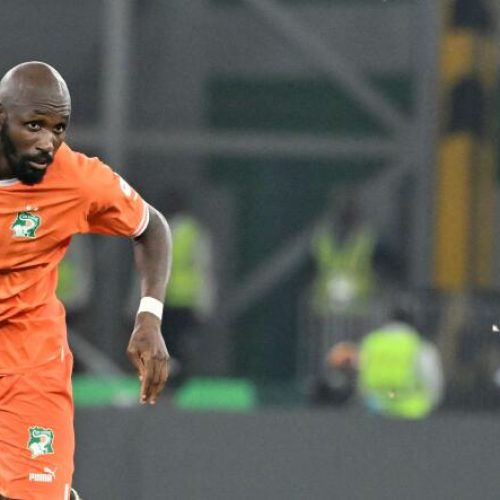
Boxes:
[310,189,404,317]
[162,189,216,383]
[323,307,444,419]
[56,235,93,324]
[311,192,377,316]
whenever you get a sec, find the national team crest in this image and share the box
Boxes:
[11,211,41,238]
[27,426,54,458]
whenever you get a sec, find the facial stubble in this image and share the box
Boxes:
[0,123,49,185]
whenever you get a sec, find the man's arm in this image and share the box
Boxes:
[127,204,172,405]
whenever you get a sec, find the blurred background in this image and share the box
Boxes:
[3,0,500,498]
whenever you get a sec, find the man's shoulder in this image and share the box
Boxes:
[54,142,95,169]
[52,143,106,183]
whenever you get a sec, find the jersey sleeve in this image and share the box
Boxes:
[82,159,149,238]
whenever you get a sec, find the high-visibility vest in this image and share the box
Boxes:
[166,215,204,309]
[57,258,76,302]
[56,237,92,311]
[358,325,433,419]
[311,224,375,314]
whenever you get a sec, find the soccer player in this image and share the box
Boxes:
[0,61,172,499]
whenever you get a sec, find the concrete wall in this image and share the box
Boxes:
[74,406,500,500]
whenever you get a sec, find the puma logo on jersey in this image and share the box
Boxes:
[11,211,41,238]
[28,468,56,483]
[28,471,54,483]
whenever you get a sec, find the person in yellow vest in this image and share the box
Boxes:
[167,214,214,320]
[323,308,444,419]
[311,192,377,316]
[162,189,216,383]
[310,190,403,317]
[56,235,93,317]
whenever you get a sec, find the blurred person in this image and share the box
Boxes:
[161,188,216,384]
[0,61,172,499]
[307,188,403,400]
[56,236,94,374]
[323,308,444,419]
[311,191,375,315]
[56,235,92,318]
[310,189,401,317]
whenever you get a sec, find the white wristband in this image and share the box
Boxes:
[137,296,164,321]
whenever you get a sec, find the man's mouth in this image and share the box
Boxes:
[27,159,50,170]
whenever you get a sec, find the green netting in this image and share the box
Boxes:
[173,378,257,411]
[72,375,140,407]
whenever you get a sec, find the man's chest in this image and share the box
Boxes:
[0,188,84,266]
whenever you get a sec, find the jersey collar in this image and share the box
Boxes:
[0,178,20,187]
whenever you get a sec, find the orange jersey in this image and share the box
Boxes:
[0,142,149,374]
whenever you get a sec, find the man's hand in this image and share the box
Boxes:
[126,312,170,405]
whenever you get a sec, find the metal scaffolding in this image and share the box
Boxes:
[64,0,440,371]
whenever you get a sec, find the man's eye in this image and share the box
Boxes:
[54,124,66,134]
[26,122,41,131]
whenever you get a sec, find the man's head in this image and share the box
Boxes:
[0,61,71,185]
[327,341,359,372]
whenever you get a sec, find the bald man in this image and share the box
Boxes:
[0,62,172,499]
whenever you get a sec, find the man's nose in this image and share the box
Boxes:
[36,131,55,154]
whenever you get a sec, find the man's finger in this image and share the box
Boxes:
[155,361,168,399]
[140,355,155,404]
[127,348,140,369]
[148,359,166,405]
[127,349,144,379]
